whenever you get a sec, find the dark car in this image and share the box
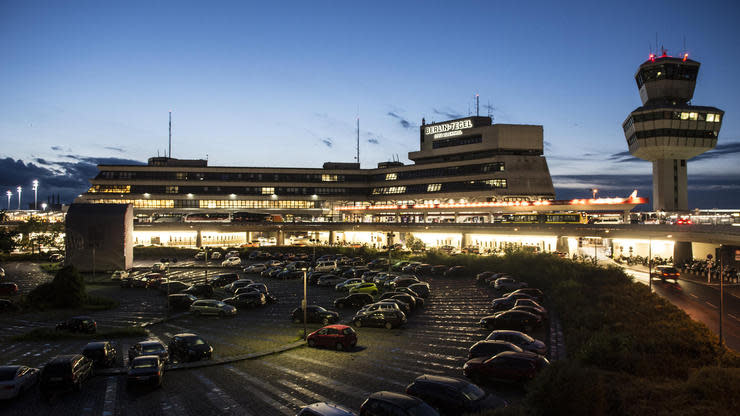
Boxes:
[366,259,389,270]
[0,282,19,296]
[414,264,433,275]
[168,333,213,363]
[126,356,164,389]
[479,310,542,332]
[168,293,197,311]
[81,341,117,368]
[128,340,169,363]
[297,402,357,416]
[246,283,269,294]
[223,292,266,308]
[39,355,93,396]
[485,330,547,355]
[430,265,448,275]
[468,340,523,359]
[183,283,214,298]
[307,324,358,351]
[211,273,239,287]
[491,293,535,311]
[391,293,421,309]
[443,265,466,277]
[360,391,440,416]
[463,351,550,384]
[225,279,255,293]
[0,299,19,312]
[277,269,303,280]
[353,310,406,329]
[388,276,419,289]
[407,282,430,298]
[503,288,544,303]
[234,286,261,296]
[405,374,507,415]
[291,305,339,325]
[512,305,548,320]
[378,298,411,315]
[334,293,374,309]
[56,316,96,334]
[159,281,189,295]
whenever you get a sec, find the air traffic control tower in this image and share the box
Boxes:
[623,51,723,211]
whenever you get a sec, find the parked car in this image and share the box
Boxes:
[245,283,268,294]
[159,281,189,295]
[443,265,467,277]
[485,330,547,355]
[81,341,117,368]
[353,310,406,329]
[493,277,527,291]
[407,282,430,298]
[291,305,339,324]
[0,266,4,278]
[463,351,550,384]
[128,340,169,363]
[391,293,421,309]
[335,278,363,291]
[126,355,164,389]
[151,262,168,272]
[376,298,411,314]
[297,402,357,416]
[0,282,19,296]
[405,374,507,415]
[221,257,242,267]
[110,270,129,281]
[414,264,433,275]
[314,261,338,273]
[210,252,222,260]
[468,340,523,359]
[190,299,237,317]
[317,275,346,287]
[479,310,542,332]
[225,250,240,259]
[168,333,213,363]
[225,279,254,293]
[360,391,440,416]
[334,293,374,309]
[0,365,39,400]
[39,355,93,396]
[145,275,168,289]
[388,276,419,289]
[183,283,214,298]
[223,292,266,308]
[307,324,358,351]
[167,293,197,311]
[349,282,378,296]
[211,273,239,287]
[503,288,544,303]
[401,262,422,273]
[0,299,19,312]
[56,316,96,334]
[491,293,534,311]
[475,271,498,285]
[243,263,267,274]
[358,301,402,315]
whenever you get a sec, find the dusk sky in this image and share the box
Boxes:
[1,0,739,208]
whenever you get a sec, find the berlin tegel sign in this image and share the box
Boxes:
[424,119,474,139]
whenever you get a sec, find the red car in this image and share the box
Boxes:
[0,283,19,296]
[307,324,357,351]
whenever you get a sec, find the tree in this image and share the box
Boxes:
[28,265,86,308]
[0,229,18,253]
[405,234,426,252]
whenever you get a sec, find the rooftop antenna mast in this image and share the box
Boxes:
[475,94,479,117]
[168,111,172,159]
[356,106,360,166]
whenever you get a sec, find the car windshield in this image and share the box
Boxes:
[132,359,158,369]
[407,401,440,416]
[143,346,163,353]
[0,367,19,381]
[187,337,206,346]
[342,328,355,335]
[460,383,486,401]
[215,302,227,307]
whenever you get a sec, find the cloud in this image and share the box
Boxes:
[692,141,740,161]
[432,108,462,119]
[367,138,380,144]
[387,112,415,129]
[104,146,124,153]
[608,151,640,163]
[0,156,145,205]
[321,138,333,148]
[51,146,63,151]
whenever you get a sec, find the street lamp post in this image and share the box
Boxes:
[719,247,724,347]
[648,236,652,292]
[302,268,308,339]
[16,186,22,210]
[32,180,38,211]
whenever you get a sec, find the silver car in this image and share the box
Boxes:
[190,300,237,317]
[0,365,39,400]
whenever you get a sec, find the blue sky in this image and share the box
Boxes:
[1,0,739,207]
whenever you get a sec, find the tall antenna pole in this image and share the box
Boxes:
[356,115,360,166]
[476,94,479,117]
[168,111,172,159]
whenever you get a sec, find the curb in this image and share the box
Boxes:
[95,339,306,376]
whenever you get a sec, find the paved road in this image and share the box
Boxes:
[624,268,740,351]
[0,266,549,415]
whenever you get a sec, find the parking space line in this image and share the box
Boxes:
[705,301,718,309]
[160,396,189,415]
[284,353,406,388]
[193,372,250,416]
[277,379,333,404]
[728,313,740,322]
[225,366,298,415]
[260,361,370,399]
[101,376,118,416]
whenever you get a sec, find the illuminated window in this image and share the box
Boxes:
[165,186,179,194]
[321,174,338,182]
[427,184,441,192]
[261,187,274,195]
[715,114,721,122]
[483,179,507,188]
[88,185,131,194]
[706,114,715,122]
[385,173,397,181]
[689,112,698,120]
[175,172,187,180]
[680,112,689,120]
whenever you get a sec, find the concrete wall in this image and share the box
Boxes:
[65,204,133,272]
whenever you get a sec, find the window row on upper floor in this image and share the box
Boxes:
[635,63,698,88]
[623,111,722,131]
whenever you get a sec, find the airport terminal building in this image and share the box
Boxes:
[75,116,560,223]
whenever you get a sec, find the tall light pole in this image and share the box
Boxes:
[16,186,22,210]
[32,180,38,211]
[5,190,11,210]
[302,268,308,339]
[592,188,598,199]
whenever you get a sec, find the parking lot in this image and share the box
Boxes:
[0,260,551,415]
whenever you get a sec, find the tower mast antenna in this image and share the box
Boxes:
[476,94,479,117]
[356,106,360,166]
[168,110,172,159]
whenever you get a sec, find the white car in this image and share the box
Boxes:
[222,257,242,267]
[0,365,39,400]
[0,267,5,278]
[152,263,168,272]
[244,263,267,273]
[110,270,130,281]
[225,251,240,259]
[210,252,223,260]
[190,300,237,317]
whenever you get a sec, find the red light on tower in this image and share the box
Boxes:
[649,53,655,62]
[683,53,688,61]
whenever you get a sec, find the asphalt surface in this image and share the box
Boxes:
[624,267,740,351]
[0,260,549,415]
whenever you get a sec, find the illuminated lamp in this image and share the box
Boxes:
[683,53,688,61]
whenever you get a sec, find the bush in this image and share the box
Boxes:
[28,265,86,308]
[11,326,147,342]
